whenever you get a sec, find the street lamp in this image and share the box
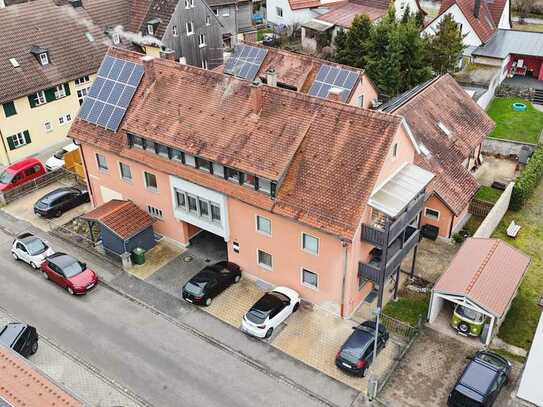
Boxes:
[367,306,381,402]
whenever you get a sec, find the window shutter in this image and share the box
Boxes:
[64,82,71,96]
[270,182,277,198]
[6,136,15,151]
[2,101,17,117]
[28,95,36,108]
[45,87,56,102]
[23,130,31,144]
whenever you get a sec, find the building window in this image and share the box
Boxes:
[212,7,218,15]
[206,15,211,25]
[302,269,318,289]
[302,233,319,255]
[257,249,272,270]
[226,167,240,183]
[74,75,90,86]
[156,143,169,157]
[198,33,206,47]
[185,0,193,7]
[176,190,186,208]
[77,87,89,105]
[144,171,158,191]
[222,6,230,16]
[199,198,210,217]
[39,52,49,65]
[258,178,271,194]
[170,148,184,162]
[185,154,196,167]
[356,95,364,107]
[201,59,208,69]
[172,25,178,36]
[195,157,211,172]
[187,195,198,213]
[175,188,221,225]
[186,21,194,35]
[119,162,132,181]
[131,135,144,149]
[146,205,163,219]
[33,90,46,106]
[147,24,154,35]
[211,204,221,222]
[424,207,440,220]
[392,142,398,158]
[212,163,224,177]
[256,215,271,236]
[7,131,30,150]
[2,101,17,118]
[276,6,283,17]
[144,139,156,153]
[241,173,256,188]
[54,84,66,99]
[112,32,121,44]
[58,113,72,125]
[96,153,108,171]
[44,121,53,132]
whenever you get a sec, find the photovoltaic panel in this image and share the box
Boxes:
[224,44,268,81]
[78,55,144,132]
[308,65,360,103]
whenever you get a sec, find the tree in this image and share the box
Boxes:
[424,14,465,74]
[334,14,373,67]
[401,5,411,24]
[398,19,432,88]
[415,10,425,28]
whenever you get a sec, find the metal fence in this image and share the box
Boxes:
[380,313,421,339]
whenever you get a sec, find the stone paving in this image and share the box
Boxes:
[128,239,184,280]
[0,311,143,407]
[401,238,459,283]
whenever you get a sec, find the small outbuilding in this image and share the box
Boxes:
[82,200,155,257]
[428,238,530,345]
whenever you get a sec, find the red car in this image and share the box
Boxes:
[0,158,45,192]
[40,253,98,295]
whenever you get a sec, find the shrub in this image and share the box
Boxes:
[510,145,543,210]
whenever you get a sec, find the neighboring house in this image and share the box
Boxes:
[422,0,511,56]
[216,42,379,108]
[380,74,495,238]
[0,0,109,166]
[70,47,434,317]
[205,0,255,47]
[301,0,425,52]
[267,0,327,28]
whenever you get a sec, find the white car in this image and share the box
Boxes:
[45,142,78,171]
[241,286,300,339]
[11,233,55,269]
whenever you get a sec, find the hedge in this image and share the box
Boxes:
[510,145,543,210]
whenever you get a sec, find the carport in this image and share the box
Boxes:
[428,238,530,345]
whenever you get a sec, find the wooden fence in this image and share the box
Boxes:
[469,198,495,218]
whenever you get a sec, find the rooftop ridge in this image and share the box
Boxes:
[465,239,499,294]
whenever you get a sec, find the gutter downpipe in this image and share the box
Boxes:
[0,128,11,165]
[340,238,350,318]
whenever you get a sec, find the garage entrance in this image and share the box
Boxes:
[188,230,227,263]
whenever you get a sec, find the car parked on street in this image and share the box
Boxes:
[40,252,98,295]
[11,232,55,269]
[335,320,389,377]
[0,158,45,193]
[241,287,300,339]
[33,187,89,218]
[182,261,241,306]
[448,351,511,407]
[45,142,79,171]
[0,322,39,357]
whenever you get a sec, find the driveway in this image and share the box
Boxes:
[401,237,459,283]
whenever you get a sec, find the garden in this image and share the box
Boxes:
[487,97,543,144]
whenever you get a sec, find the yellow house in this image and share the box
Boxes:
[0,0,110,166]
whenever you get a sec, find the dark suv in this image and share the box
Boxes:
[448,351,511,407]
[0,323,39,357]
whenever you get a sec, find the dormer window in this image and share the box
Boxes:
[146,18,160,36]
[147,24,154,35]
[186,21,194,35]
[31,46,49,66]
[437,121,452,137]
[39,52,49,65]
[112,32,120,45]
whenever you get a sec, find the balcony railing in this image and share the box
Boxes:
[358,227,420,284]
[361,192,425,247]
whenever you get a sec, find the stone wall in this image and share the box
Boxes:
[473,182,514,238]
[482,137,537,157]
[495,85,536,100]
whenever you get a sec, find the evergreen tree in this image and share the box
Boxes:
[425,14,465,74]
[398,19,432,91]
[334,14,373,68]
[401,5,411,24]
[415,10,425,27]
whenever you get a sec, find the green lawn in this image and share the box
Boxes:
[512,22,543,33]
[487,97,543,144]
[475,186,503,203]
[256,28,272,42]
[463,215,484,236]
[493,180,543,350]
[383,292,429,326]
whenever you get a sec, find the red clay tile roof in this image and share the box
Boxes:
[0,347,84,407]
[433,238,531,317]
[129,0,153,32]
[436,0,497,42]
[289,0,324,10]
[83,199,155,239]
[83,0,131,30]
[71,48,403,240]
[137,0,179,38]
[316,1,387,26]
[0,0,110,104]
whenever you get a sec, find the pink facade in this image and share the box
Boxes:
[349,73,379,109]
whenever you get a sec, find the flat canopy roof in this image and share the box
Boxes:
[473,29,543,59]
[369,164,433,218]
[301,19,333,32]
[518,313,543,406]
[433,238,531,318]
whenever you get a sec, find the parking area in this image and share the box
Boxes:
[401,237,459,283]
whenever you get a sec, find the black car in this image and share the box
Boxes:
[34,187,90,218]
[448,351,511,407]
[182,261,241,306]
[0,322,39,358]
[335,320,389,377]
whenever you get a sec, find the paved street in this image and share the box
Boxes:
[0,225,361,407]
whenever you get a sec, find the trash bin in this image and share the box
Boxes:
[132,247,146,265]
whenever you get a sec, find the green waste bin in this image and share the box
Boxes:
[132,247,146,265]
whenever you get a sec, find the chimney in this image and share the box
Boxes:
[69,0,83,7]
[160,48,176,61]
[266,68,277,87]
[179,56,187,65]
[223,51,232,64]
[327,87,343,102]
[474,0,481,18]
[250,82,263,114]
[141,54,155,82]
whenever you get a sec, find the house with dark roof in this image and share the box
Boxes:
[70,47,434,317]
[205,0,259,48]
[0,0,110,165]
[422,0,511,56]
[380,74,495,238]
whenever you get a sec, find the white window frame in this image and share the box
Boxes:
[222,6,230,16]
[256,215,272,236]
[257,249,272,271]
[146,205,163,219]
[201,59,208,69]
[11,132,27,149]
[44,121,53,133]
[301,232,319,256]
[198,33,206,47]
[357,95,364,108]
[96,153,108,171]
[144,171,158,192]
[74,75,90,86]
[276,6,283,17]
[424,207,440,220]
[77,87,89,105]
[206,15,211,25]
[34,90,46,106]
[172,25,178,36]
[39,52,49,66]
[54,84,66,99]
[301,268,319,290]
[186,21,194,35]
[58,113,72,126]
[118,161,132,182]
[112,32,121,44]
[147,24,154,35]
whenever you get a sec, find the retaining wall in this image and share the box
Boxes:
[473,182,514,238]
[482,138,537,157]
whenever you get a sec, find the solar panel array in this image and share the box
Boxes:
[308,65,359,102]
[224,44,268,81]
[78,56,145,132]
